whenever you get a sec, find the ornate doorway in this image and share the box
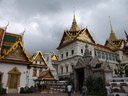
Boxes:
[7,67,21,90]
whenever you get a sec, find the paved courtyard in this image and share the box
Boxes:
[3,93,81,96]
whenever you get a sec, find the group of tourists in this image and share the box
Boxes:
[67,84,87,96]
[67,83,114,96]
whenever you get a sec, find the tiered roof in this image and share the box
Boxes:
[104,22,125,50]
[57,14,96,49]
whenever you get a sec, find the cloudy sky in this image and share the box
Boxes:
[0,0,128,55]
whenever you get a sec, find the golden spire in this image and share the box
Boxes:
[5,21,9,29]
[70,11,80,32]
[108,16,118,41]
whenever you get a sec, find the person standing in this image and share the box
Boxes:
[82,85,87,96]
[106,83,112,96]
[67,84,72,96]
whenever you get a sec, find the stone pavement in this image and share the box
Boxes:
[2,93,82,96]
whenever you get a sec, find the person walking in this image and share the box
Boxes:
[106,83,112,96]
[67,84,72,96]
[82,85,87,96]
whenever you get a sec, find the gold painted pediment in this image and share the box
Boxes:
[5,44,28,61]
[8,67,21,75]
[63,36,72,44]
[77,28,95,44]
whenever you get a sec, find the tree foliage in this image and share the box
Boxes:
[114,59,126,77]
[84,77,107,96]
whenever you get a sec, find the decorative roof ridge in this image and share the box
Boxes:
[76,27,96,44]
[0,40,31,62]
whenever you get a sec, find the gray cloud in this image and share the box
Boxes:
[0,0,128,55]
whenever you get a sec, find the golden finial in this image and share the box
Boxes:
[21,28,26,36]
[5,21,9,29]
[109,16,114,33]
[108,16,118,41]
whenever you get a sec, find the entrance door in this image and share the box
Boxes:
[77,68,84,91]
[9,74,18,89]
[7,67,21,90]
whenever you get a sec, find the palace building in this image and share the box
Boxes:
[57,13,128,82]
[0,26,56,93]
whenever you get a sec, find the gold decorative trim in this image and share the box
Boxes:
[31,50,49,68]
[6,67,21,90]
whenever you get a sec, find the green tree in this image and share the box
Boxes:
[84,77,106,96]
[114,59,126,77]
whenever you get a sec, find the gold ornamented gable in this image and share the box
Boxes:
[31,50,49,67]
[5,44,28,61]
[42,70,54,78]
[105,39,125,50]
[1,41,30,61]
[76,27,96,44]
[57,31,74,49]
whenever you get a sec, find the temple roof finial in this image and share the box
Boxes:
[109,16,114,33]
[21,28,26,36]
[108,16,118,41]
[5,21,9,29]
[70,11,80,32]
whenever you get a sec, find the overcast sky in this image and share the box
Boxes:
[0,0,128,55]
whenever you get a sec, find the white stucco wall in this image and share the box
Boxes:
[0,62,28,88]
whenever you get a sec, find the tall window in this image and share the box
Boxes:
[39,69,42,75]
[90,51,92,55]
[72,65,74,70]
[106,53,108,60]
[102,52,105,59]
[71,50,74,55]
[66,66,68,73]
[81,49,83,54]
[33,68,37,77]
[61,67,63,73]
[94,50,97,56]
[66,52,68,57]
[98,51,101,58]
[113,56,116,61]
[109,54,112,60]
[61,54,63,59]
